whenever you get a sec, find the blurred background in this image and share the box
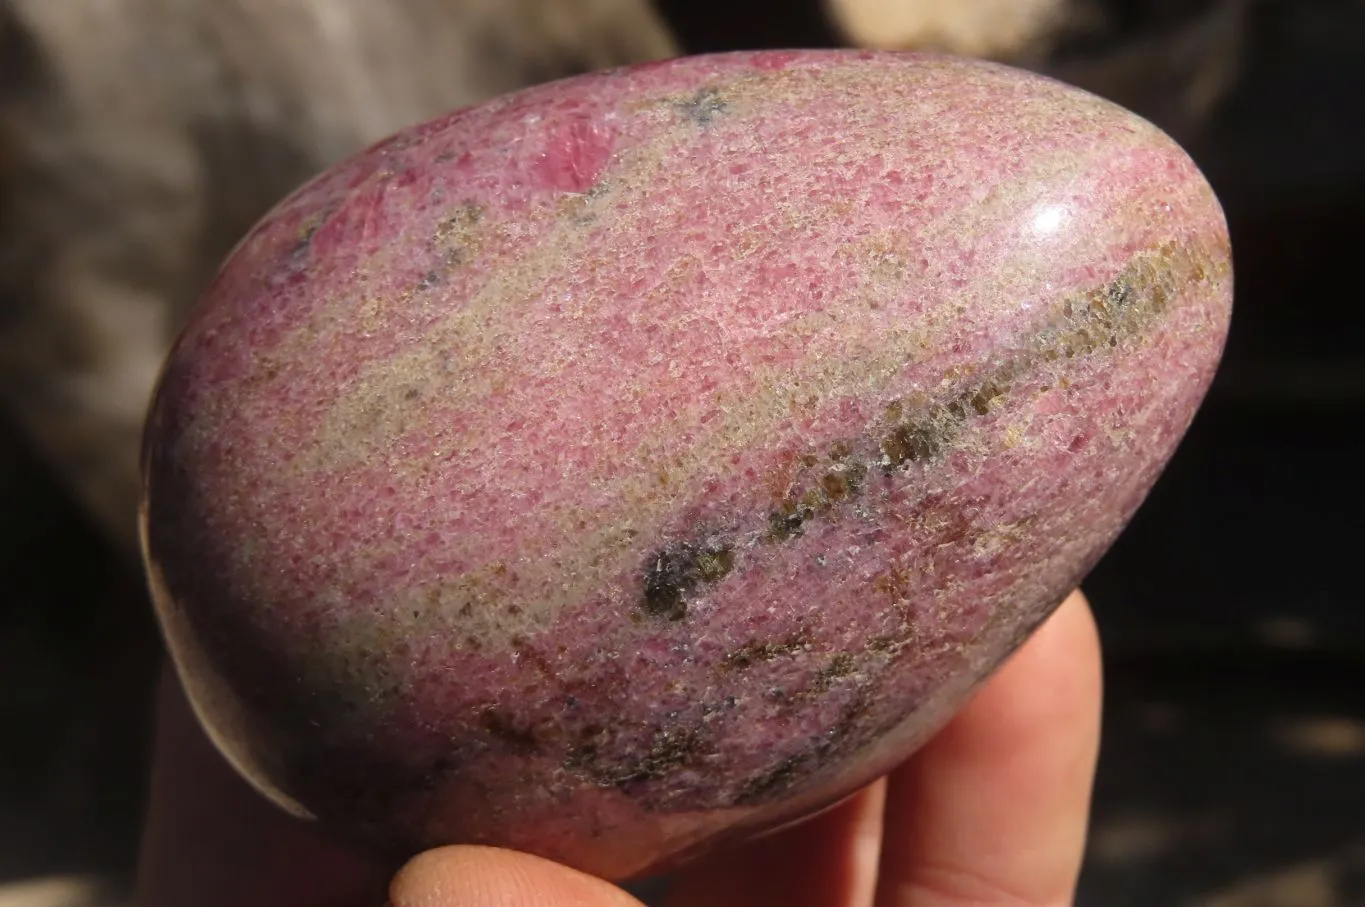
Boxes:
[1,1,1361,905]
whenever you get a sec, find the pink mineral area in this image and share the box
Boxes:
[143,50,1232,878]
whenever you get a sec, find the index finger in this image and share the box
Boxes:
[874,589,1103,907]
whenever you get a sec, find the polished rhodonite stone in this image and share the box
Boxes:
[141,50,1233,879]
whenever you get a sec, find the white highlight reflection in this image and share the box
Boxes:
[1031,203,1068,236]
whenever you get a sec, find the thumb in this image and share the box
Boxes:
[388,845,647,907]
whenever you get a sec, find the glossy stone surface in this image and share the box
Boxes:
[140,50,1232,879]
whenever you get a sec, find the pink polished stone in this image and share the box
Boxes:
[141,50,1232,879]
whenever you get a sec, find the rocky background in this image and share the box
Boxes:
[2,1,1363,905]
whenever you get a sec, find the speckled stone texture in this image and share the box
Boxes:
[141,50,1232,879]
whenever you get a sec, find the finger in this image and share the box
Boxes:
[664,779,886,907]
[875,589,1103,907]
[389,845,645,907]
[136,667,392,907]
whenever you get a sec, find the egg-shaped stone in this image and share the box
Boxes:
[141,50,1232,880]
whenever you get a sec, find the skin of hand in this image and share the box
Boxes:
[136,589,1101,907]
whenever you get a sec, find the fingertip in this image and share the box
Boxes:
[955,588,1103,756]
[874,588,1103,907]
[664,779,887,907]
[389,845,645,907]
[1033,588,1100,684]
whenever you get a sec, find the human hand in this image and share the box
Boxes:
[137,590,1101,907]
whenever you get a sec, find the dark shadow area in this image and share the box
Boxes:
[1077,2,1365,900]
[0,417,159,890]
[1083,653,1365,905]
[653,0,837,52]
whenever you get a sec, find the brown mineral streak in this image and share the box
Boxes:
[332,233,1219,671]
[720,632,813,671]
[278,69,1218,648]
[726,234,1218,636]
